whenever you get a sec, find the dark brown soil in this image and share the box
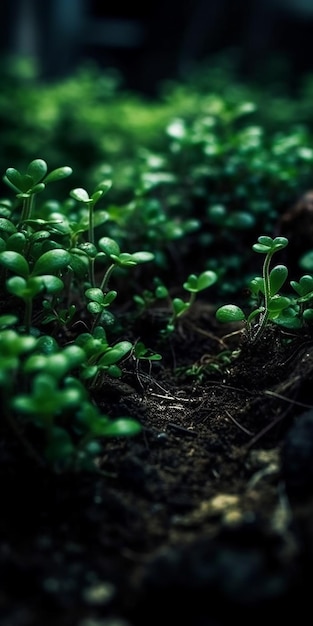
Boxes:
[2,304,313,626]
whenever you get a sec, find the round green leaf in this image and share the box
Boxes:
[303,309,313,322]
[26,159,47,184]
[40,275,64,293]
[98,237,120,257]
[32,249,71,275]
[85,288,104,304]
[0,218,16,235]
[87,302,102,314]
[267,295,291,312]
[216,305,246,323]
[0,251,29,277]
[269,265,288,296]
[70,188,90,203]
[35,335,59,355]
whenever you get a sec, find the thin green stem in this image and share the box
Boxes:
[88,201,95,245]
[251,250,274,343]
[99,263,115,292]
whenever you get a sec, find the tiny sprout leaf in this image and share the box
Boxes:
[98,237,120,257]
[303,309,313,322]
[269,265,288,296]
[87,302,102,314]
[96,180,112,194]
[70,188,90,203]
[6,278,21,300]
[131,251,154,263]
[249,276,264,294]
[267,295,291,312]
[32,249,71,275]
[40,275,64,293]
[30,183,45,195]
[0,251,29,277]
[99,341,132,366]
[196,270,217,291]
[257,236,273,247]
[98,417,141,437]
[216,305,246,323]
[85,288,105,304]
[0,218,17,235]
[5,168,24,191]
[26,159,47,183]
[91,190,104,204]
[172,298,189,316]
[291,275,313,296]
[44,166,73,184]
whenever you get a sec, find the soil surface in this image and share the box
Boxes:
[2,303,313,626]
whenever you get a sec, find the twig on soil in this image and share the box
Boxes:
[167,422,198,437]
[224,409,254,436]
[264,389,313,409]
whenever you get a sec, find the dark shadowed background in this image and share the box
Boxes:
[1,0,313,94]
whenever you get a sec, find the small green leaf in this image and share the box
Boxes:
[87,302,102,314]
[303,309,313,322]
[30,183,46,195]
[6,232,27,252]
[172,298,189,316]
[5,168,24,191]
[40,275,64,293]
[97,417,141,437]
[267,295,291,312]
[216,305,246,323]
[131,251,154,264]
[0,251,29,277]
[44,166,73,184]
[35,335,59,355]
[249,276,264,294]
[70,188,90,203]
[32,249,71,275]
[269,265,288,296]
[85,288,105,304]
[99,341,132,366]
[95,180,112,194]
[257,235,273,246]
[26,159,47,184]
[291,275,313,296]
[98,237,121,257]
[0,218,16,235]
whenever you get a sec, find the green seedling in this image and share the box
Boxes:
[0,248,71,332]
[97,236,154,291]
[75,325,133,386]
[0,328,141,471]
[216,236,290,341]
[164,270,218,334]
[3,159,72,225]
[214,235,313,341]
[70,182,111,286]
[84,287,117,331]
